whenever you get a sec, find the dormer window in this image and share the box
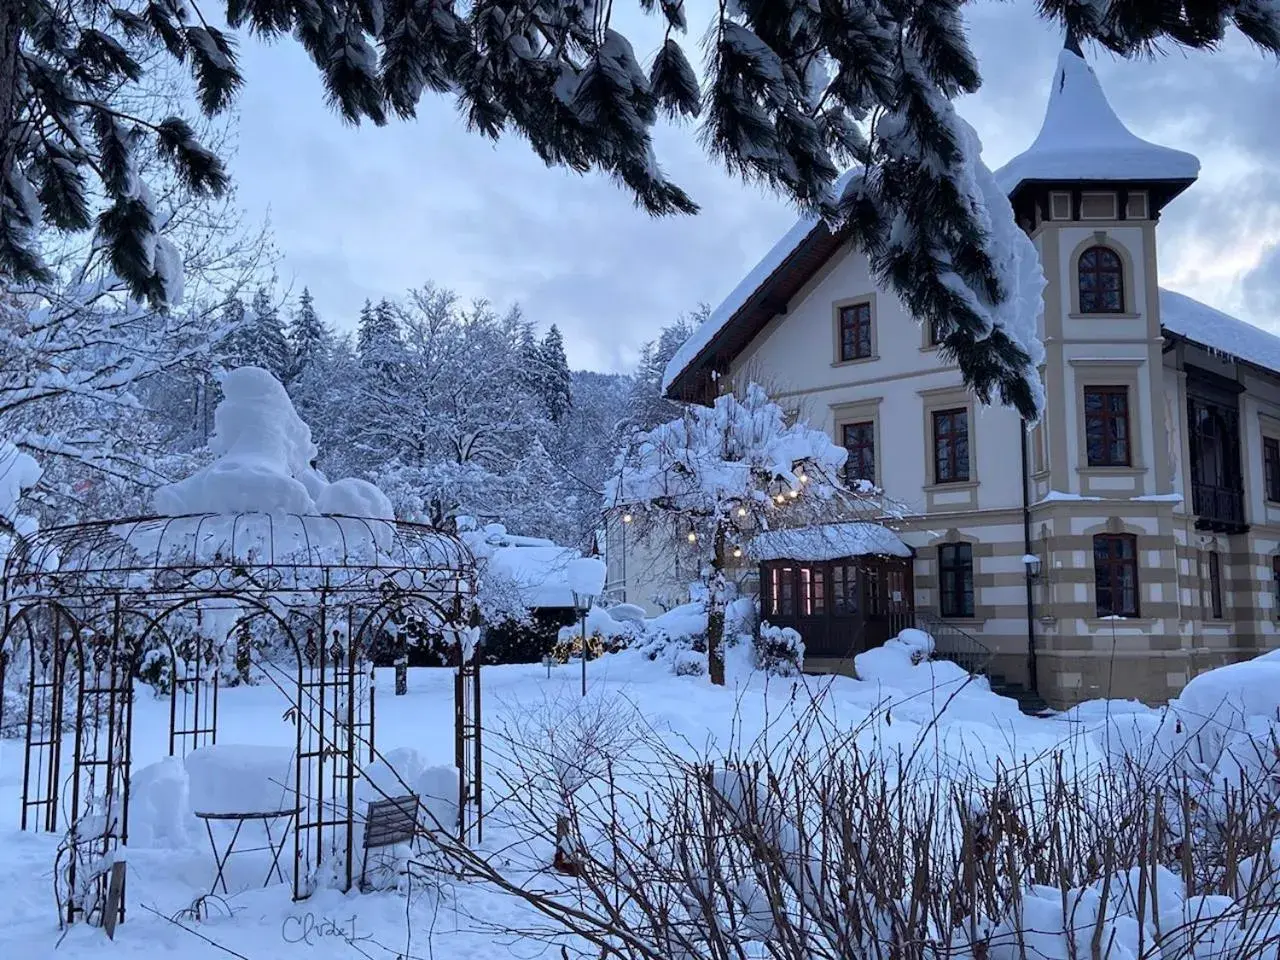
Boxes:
[1078,246,1125,314]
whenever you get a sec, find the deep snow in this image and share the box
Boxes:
[0,651,1089,958]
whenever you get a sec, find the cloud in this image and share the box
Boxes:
[1244,244,1280,318]
[224,8,1280,372]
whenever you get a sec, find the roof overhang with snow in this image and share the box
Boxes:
[750,523,912,563]
[664,217,843,403]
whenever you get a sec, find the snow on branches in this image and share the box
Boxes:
[607,383,878,683]
[608,383,851,549]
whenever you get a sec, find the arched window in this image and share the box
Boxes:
[1078,245,1125,314]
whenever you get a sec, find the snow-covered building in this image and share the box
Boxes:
[652,41,1280,708]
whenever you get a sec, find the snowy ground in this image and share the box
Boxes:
[0,654,1097,959]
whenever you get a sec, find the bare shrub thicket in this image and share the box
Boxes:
[412,697,1280,960]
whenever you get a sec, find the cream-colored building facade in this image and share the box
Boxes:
[635,44,1280,708]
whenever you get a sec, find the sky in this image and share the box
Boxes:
[226,3,1280,374]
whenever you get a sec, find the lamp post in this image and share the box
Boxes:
[566,557,607,697]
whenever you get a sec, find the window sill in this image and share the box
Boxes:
[925,480,979,493]
[1078,465,1147,475]
[1068,312,1143,320]
[1086,617,1154,629]
[831,355,880,368]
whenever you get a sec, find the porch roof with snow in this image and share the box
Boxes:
[749,523,911,563]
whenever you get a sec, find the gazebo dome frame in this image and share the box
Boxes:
[0,511,477,927]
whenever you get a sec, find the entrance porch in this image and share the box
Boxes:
[750,522,915,667]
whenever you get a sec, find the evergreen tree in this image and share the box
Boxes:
[248,287,292,382]
[537,325,573,424]
[623,310,702,434]
[358,298,402,366]
[217,298,255,369]
[287,287,329,384]
[4,1,1276,418]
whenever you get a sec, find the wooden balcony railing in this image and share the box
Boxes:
[1191,481,1247,531]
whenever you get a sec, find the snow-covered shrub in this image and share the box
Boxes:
[629,601,708,670]
[753,622,804,676]
[137,648,174,696]
[554,606,640,663]
[467,693,1280,960]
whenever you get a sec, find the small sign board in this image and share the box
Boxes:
[103,860,126,939]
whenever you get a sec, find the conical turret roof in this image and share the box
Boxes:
[994,46,1200,196]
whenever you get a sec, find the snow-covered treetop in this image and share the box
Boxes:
[994,47,1201,196]
[607,384,849,518]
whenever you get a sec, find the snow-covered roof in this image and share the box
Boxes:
[663,213,821,396]
[1160,289,1280,376]
[993,49,1199,195]
[485,543,580,608]
[749,523,910,562]
[460,521,582,608]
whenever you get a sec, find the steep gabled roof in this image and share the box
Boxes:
[993,48,1200,196]
[663,214,839,400]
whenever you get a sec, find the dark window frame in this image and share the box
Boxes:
[1078,245,1125,314]
[1094,533,1139,618]
[927,318,945,347]
[838,302,874,362]
[938,542,975,619]
[1272,556,1280,616]
[842,421,876,486]
[932,408,971,484]
[1208,551,1224,619]
[1265,437,1280,502]
[1084,385,1132,467]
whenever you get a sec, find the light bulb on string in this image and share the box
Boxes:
[737,507,747,518]
[788,489,799,499]
[732,547,743,559]
[687,531,697,543]
[623,513,633,523]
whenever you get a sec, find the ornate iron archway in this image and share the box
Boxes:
[1,512,476,924]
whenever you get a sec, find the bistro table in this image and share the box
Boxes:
[194,807,300,894]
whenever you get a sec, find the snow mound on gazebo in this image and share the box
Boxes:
[145,367,401,563]
[749,522,910,562]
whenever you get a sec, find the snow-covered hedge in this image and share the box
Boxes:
[754,622,804,676]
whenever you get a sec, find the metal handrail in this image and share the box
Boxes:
[915,610,993,677]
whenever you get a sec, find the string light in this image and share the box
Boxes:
[788,489,799,499]
[732,547,743,558]
[737,507,747,517]
[622,513,633,523]
[799,473,810,484]
[774,494,786,504]
[687,531,697,543]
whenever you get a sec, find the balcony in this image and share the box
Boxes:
[1192,481,1247,533]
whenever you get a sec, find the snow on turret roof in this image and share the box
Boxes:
[1160,289,1280,376]
[994,48,1199,195]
